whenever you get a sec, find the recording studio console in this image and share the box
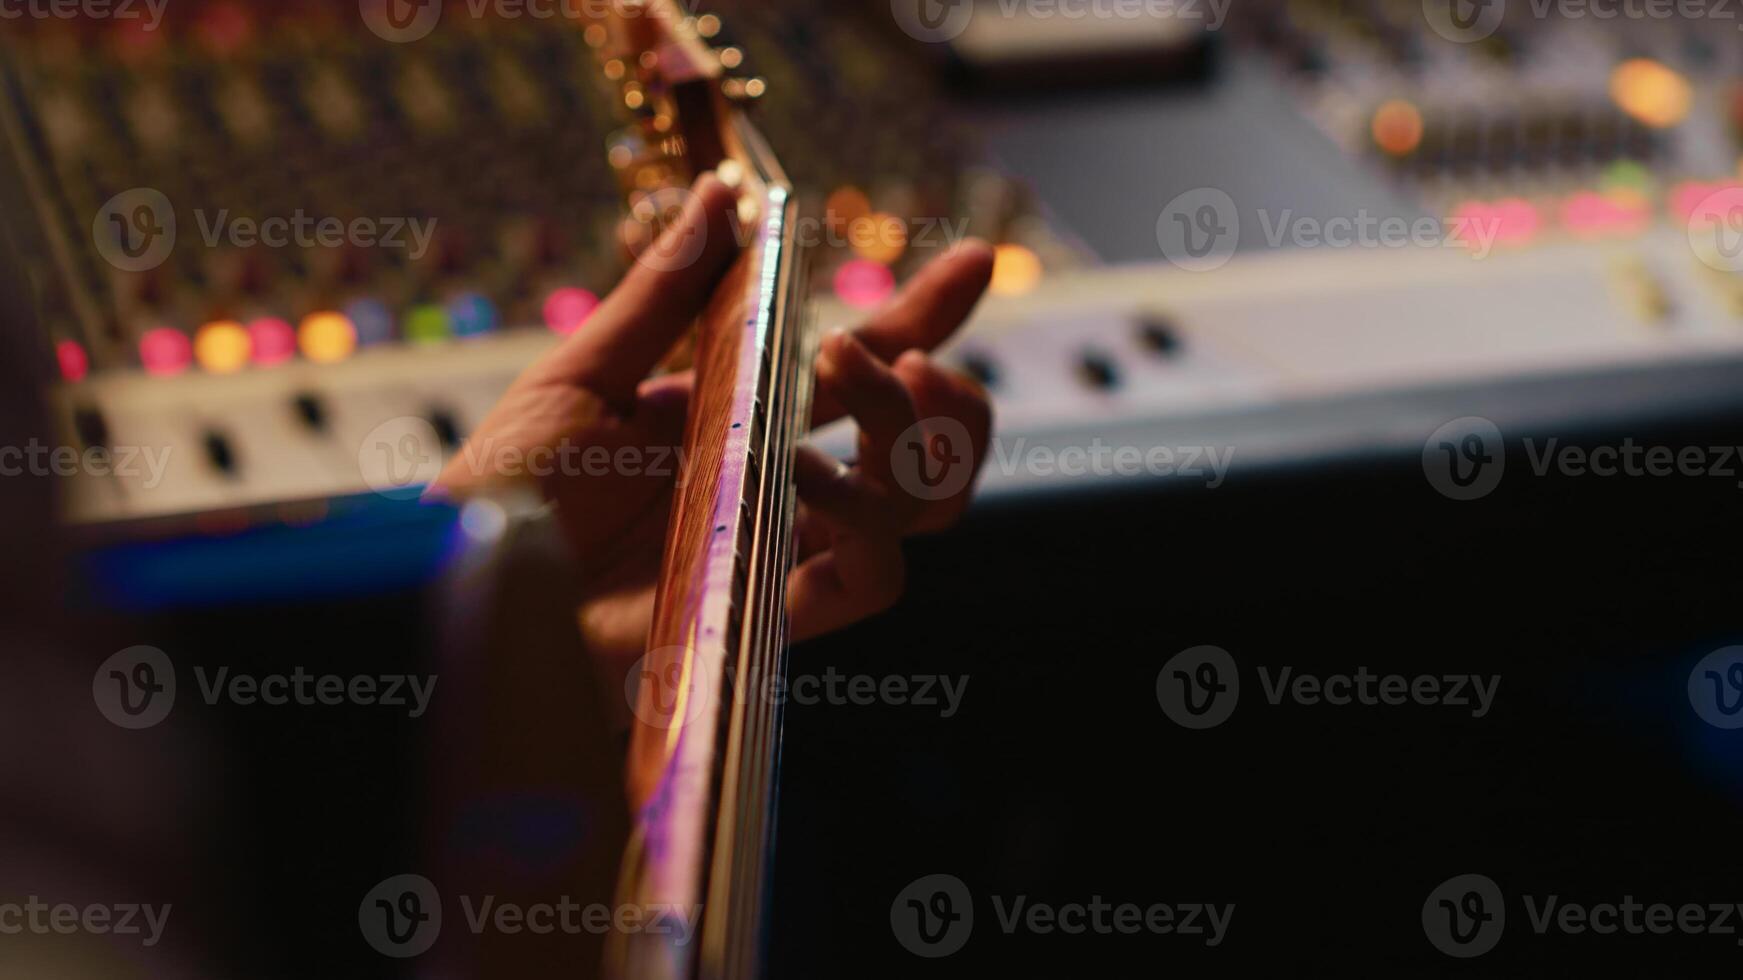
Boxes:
[53,225,1743,524]
[22,2,1743,533]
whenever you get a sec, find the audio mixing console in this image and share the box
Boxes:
[11,2,1743,533]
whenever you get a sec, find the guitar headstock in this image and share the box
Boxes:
[586,1,786,226]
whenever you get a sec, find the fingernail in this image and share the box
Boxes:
[822,327,853,359]
[945,237,995,262]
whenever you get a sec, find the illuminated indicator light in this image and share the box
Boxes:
[139,327,193,377]
[56,340,89,383]
[448,292,499,338]
[195,1,253,56]
[110,17,166,63]
[248,317,297,366]
[1491,198,1542,246]
[825,186,872,234]
[543,287,600,335]
[1685,186,1743,265]
[345,297,396,347]
[851,212,908,265]
[1671,180,1742,221]
[194,320,252,374]
[1610,58,1692,129]
[1562,191,1649,238]
[990,244,1044,296]
[1371,100,1424,157]
[1601,160,1653,193]
[404,304,452,345]
[298,312,357,364]
[1449,199,1541,249]
[833,259,896,309]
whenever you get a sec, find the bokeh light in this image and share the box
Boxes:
[194,320,252,374]
[298,312,358,364]
[140,327,193,377]
[834,259,896,309]
[543,287,601,335]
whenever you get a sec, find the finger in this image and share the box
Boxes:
[892,352,993,534]
[795,445,900,533]
[528,174,741,407]
[787,529,906,643]
[814,328,919,494]
[813,239,994,426]
[856,238,995,358]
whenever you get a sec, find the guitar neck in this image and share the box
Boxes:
[614,139,815,980]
